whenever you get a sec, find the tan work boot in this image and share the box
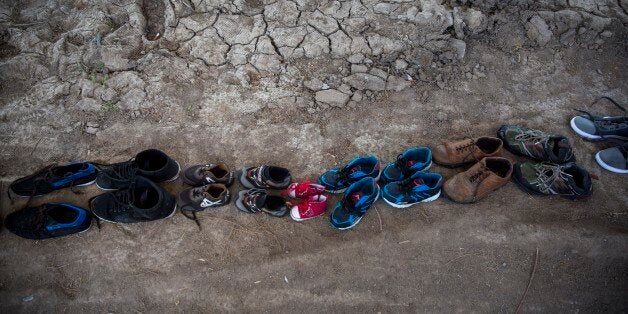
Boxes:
[431,137,503,167]
[443,157,513,203]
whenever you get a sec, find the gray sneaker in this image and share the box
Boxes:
[595,143,628,174]
[570,97,628,141]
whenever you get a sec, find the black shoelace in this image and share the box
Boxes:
[100,160,139,182]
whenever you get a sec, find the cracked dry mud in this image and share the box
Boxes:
[0,0,627,312]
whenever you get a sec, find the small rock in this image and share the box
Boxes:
[315,89,350,107]
[304,78,324,91]
[600,30,613,38]
[351,64,368,74]
[394,59,408,70]
[436,111,448,122]
[526,15,552,46]
[130,110,141,119]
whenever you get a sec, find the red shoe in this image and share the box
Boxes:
[282,181,325,198]
[290,195,328,221]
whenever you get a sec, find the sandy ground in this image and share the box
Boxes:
[1,0,627,312]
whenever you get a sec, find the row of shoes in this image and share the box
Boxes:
[3,114,611,238]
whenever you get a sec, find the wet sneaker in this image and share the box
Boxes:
[513,162,592,199]
[431,137,503,167]
[182,163,234,186]
[381,172,443,208]
[282,181,326,198]
[4,203,92,239]
[443,157,513,203]
[96,149,180,190]
[570,97,628,141]
[497,125,575,163]
[9,162,98,197]
[234,189,288,217]
[90,176,177,223]
[330,177,379,230]
[178,183,230,211]
[290,194,328,221]
[379,147,432,184]
[319,155,380,193]
[238,166,292,189]
[595,143,628,174]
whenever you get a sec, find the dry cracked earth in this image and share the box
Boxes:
[0,0,627,312]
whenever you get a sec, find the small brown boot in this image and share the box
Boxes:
[443,157,513,203]
[431,137,503,167]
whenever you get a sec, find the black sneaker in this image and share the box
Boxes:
[90,176,177,223]
[9,162,98,197]
[238,166,291,189]
[182,163,234,186]
[234,189,288,217]
[96,149,180,190]
[178,183,230,211]
[4,203,92,239]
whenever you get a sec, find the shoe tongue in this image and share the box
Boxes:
[406,160,416,167]
[411,178,424,186]
[138,190,150,207]
[348,166,361,175]
[349,192,362,205]
[254,193,267,208]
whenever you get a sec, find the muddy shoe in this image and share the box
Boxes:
[443,157,513,203]
[4,203,92,239]
[96,149,180,190]
[9,162,98,197]
[238,166,292,190]
[595,143,628,174]
[431,137,503,167]
[497,125,575,163]
[513,162,592,199]
[178,183,230,212]
[234,189,288,217]
[90,176,177,223]
[379,147,432,184]
[182,163,234,186]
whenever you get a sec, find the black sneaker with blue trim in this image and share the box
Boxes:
[381,171,443,208]
[379,147,432,185]
[4,203,92,239]
[330,177,379,230]
[9,162,98,197]
[319,155,380,193]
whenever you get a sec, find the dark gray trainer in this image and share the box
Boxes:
[238,166,291,189]
[595,143,628,174]
[570,97,627,141]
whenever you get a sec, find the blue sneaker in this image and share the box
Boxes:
[9,162,98,197]
[381,171,443,208]
[379,147,432,184]
[4,202,92,239]
[330,177,380,230]
[319,155,380,193]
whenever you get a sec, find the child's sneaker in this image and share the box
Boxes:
[234,189,289,217]
[282,181,326,198]
[330,177,379,230]
[238,166,292,189]
[182,163,234,186]
[381,172,443,208]
[319,155,380,193]
[290,195,328,221]
[379,147,432,184]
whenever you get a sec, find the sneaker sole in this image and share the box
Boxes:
[570,117,628,141]
[595,151,628,174]
[92,201,178,224]
[382,190,441,208]
[290,208,324,222]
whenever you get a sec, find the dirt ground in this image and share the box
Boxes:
[0,0,627,312]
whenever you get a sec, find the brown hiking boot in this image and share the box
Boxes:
[431,137,503,167]
[443,157,513,203]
